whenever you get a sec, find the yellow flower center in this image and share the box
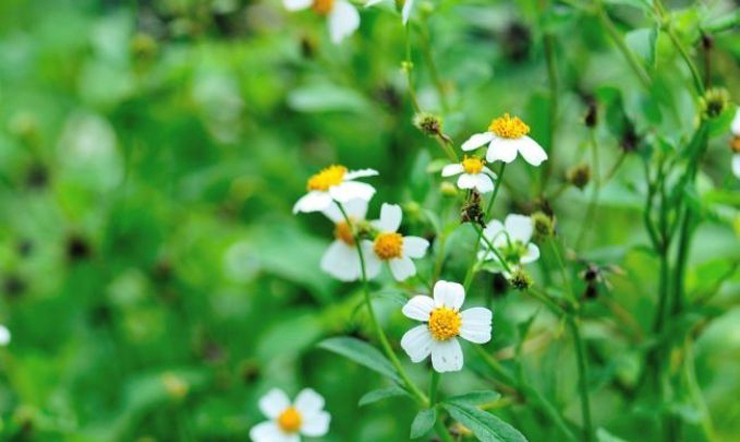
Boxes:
[277,407,302,433]
[462,156,484,174]
[428,307,462,341]
[373,232,403,260]
[731,136,740,154]
[307,165,346,192]
[334,220,355,245]
[312,0,334,15]
[488,113,530,139]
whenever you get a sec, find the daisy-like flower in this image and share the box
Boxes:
[365,0,415,25]
[441,155,497,193]
[320,199,367,281]
[284,0,360,44]
[479,214,540,273]
[250,388,330,442]
[461,113,548,166]
[362,203,429,281]
[293,165,378,214]
[401,280,492,373]
[0,325,10,346]
[731,107,740,178]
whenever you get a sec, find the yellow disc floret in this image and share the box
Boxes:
[307,165,347,192]
[462,156,484,174]
[488,113,530,139]
[277,407,302,433]
[731,136,740,154]
[373,232,403,260]
[334,220,355,245]
[312,0,335,15]
[428,307,462,341]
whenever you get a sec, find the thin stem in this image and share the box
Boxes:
[429,371,456,442]
[541,2,559,190]
[419,19,449,113]
[566,316,593,442]
[403,25,422,113]
[576,129,601,250]
[596,2,652,89]
[549,238,575,302]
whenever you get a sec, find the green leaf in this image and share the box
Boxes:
[603,0,653,12]
[318,337,401,383]
[410,408,438,439]
[625,27,658,70]
[444,390,502,407]
[373,289,409,307]
[596,427,631,442]
[443,403,528,442]
[287,83,371,113]
[358,386,410,407]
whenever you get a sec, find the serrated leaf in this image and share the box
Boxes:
[443,403,528,442]
[444,390,502,407]
[358,386,410,407]
[318,337,401,383]
[410,408,438,439]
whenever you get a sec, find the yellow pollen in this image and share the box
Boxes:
[277,407,302,433]
[334,220,355,245]
[488,113,530,139]
[731,136,740,154]
[428,307,462,341]
[462,156,484,174]
[307,165,346,192]
[312,0,335,15]
[373,232,403,260]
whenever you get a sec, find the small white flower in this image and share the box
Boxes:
[284,0,360,44]
[441,156,497,193]
[250,388,330,442]
[293,165,378,214]
[320,199,367,281]
[361,203,429,281]
[731,107,740,178]
[365,0,415,25]
[479,214,540,272]
[731,106,740,136]
[0,325,10,346]
[401,280,492,373]
[461,113,548,166]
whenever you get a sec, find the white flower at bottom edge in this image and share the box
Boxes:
[0,325,9,346]
[478,214,540,272]
[293,165,377,214]
[284,0,360,44]
[441,156,497,193]
[361,203,429,281]
[320,199,368,281]
[400,280,493,373]
[461,113,548,167]
[250,388,330,442]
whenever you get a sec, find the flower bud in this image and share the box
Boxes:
[700,87,729,120]
[509,268,532,290]
[566,164,591,190]
[413,112,443,137]
[531,211,555,239]
[440,181,458,197]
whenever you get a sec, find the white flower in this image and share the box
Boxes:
[293,165,378,214]
[479,214,540,272]
[284,0,360,44]
[250,388,330,442]
[320,199,367,281]
[361,203,429,281]
[731,107,740,178]
[401,280,492,373]
[365,0,415,25]
[441,156,497,193]
[731,106,740,136]
[733,154,740,179]
[461,113,548,166]
[0,325,10,346]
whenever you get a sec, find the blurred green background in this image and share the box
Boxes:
[0,0,738,440]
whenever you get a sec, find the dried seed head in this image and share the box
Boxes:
[566,164,591,190]
[531,211,555,239]
[413,112,443,137]
[509,268,533,290]
[700,87,730,120]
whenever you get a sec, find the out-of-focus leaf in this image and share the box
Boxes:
[318,336,401,383]
[287,83,371,113]
[596,427,631,442]
[410,407,438,439]
[625,27,658,69]
[603,0,654,12]
[359,386,410,407]
[443,403,528,442]
[444,391,502,407]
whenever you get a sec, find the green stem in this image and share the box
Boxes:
[576,129,601,250]
[419,19,449,113]
[596,2,652,89]
[566,316,593,442]
[541,12,559,191]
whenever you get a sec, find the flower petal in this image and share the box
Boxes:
[433,280,465,310]
[402,295,435,321]
[321,241,361,281]
[482,220,505,246]
[401,0,414,24]
[461,132,494,151]
[301,410,331,437]
[328,1,360,44]
[389,256,416,281]
[283,0,312,11]
[294,389,325,416]
[250,422,286,442]
[361,240,382,279]
[258,389,290,419]
[486,138,519,163]
[323,199,368,224]
[457,173,477,189]
[293,191,332,214]
[375,203,402,232]
[344,168,379,180]
[329,181,375,203]
[441,163,464,177]
[401,325,434,363]
[733,154,740,178]
[403,236,429,259]
[504,214,533,243]
[460,307,493,344]
[475,174,494,193]
[516,136,548,166]
[431,338,463,372]
[731,107,740,136]
[520,243,540,264]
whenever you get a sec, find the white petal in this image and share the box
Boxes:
[0,325,9,346]
[401,0,414,24]
[516,136,548,166]
[329,181,375,204]
[249,422,284,442]
[486,138,519,163]
[482,219,505,244]
[365,0,384,6]
[321,201,344,224]
[259,389,291,419]
[482,166,497,179]
[731,107,740,136]
[322,199,367,224]
[457,174,478,189]
[431,338,463,372]
[402,295,435,321]
[403,236,429,258]
[521,243,540,264]
[461,132,494,151]
[504,214,534,243]
[328,1,360,44]
[294,389,325,416]
[733,154,740,178]
[401,325,434,363]
[441,163,464,177]
[361,240,382,279]
[284,0,312,11]
[389,256,416,281]
[344,168,379,180]
[321,241,361,281]
[301,410,331,437]
[375,203,402,232]
[293,191,332,214]
[474,174,494,193]
[460,307,493,344]
[433,280,465,310]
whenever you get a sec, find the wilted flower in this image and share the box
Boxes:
[284,0,360,44]
[401,280,493,373]
[250,388,330,442]
[479,214,540,273]
[293,165,377,214]
[320,200,368,281]
[462,113,547,166]
[441,156,497,193]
